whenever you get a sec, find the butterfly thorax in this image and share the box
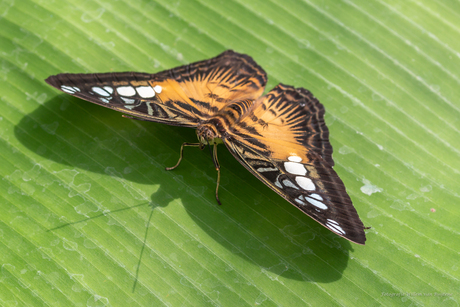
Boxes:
[197,99,249,145]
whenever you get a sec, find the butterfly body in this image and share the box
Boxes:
[46,50,366,245]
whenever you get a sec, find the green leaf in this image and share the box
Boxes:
[1,0,458,306]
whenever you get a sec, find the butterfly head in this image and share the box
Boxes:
[196,123,223,146]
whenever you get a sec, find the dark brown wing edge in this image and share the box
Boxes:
[152,50,267,90]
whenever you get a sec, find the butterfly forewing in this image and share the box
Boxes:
[46,72,201,127]
[45,50,267,127]
[225,84,366,244]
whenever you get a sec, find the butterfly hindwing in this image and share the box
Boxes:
[225,84,366,244]
[230,83,334,165]
[45,50,267,127]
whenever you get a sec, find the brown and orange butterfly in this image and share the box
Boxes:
[46,50,366,244]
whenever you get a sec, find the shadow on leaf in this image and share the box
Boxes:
[15,95,353,283]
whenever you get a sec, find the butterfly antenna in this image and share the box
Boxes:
[165,142,201,171]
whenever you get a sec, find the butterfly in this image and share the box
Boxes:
[46,50,366,245]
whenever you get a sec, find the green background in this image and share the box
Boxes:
[1,0,458,306]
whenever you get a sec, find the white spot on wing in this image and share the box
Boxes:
[92,87,111,97]
[117,86,136,96]
[257,167,278,173]
[146,101,153,116]
[282,179,298,190]
[103,86,113,94]
[153,85,162,93]
[295,176,315,191]
[306,194,327,210]
[288,155,302,162]
[120,97,135,104]
[136,86,156,98]
[310,194,323,201]
[274,175,282,188]
[284,161,307,176]
[326,219,346,235]
[61,85,80,94]
[99,97,110,103]
[295,197,306,205]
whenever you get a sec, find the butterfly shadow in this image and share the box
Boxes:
[16,95,355,283]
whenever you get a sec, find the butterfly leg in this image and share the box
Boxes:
[165,142,201,171]
[212,142,222,206]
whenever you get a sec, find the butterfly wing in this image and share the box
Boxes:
[45,50,267,127]
[224,84,366,244]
